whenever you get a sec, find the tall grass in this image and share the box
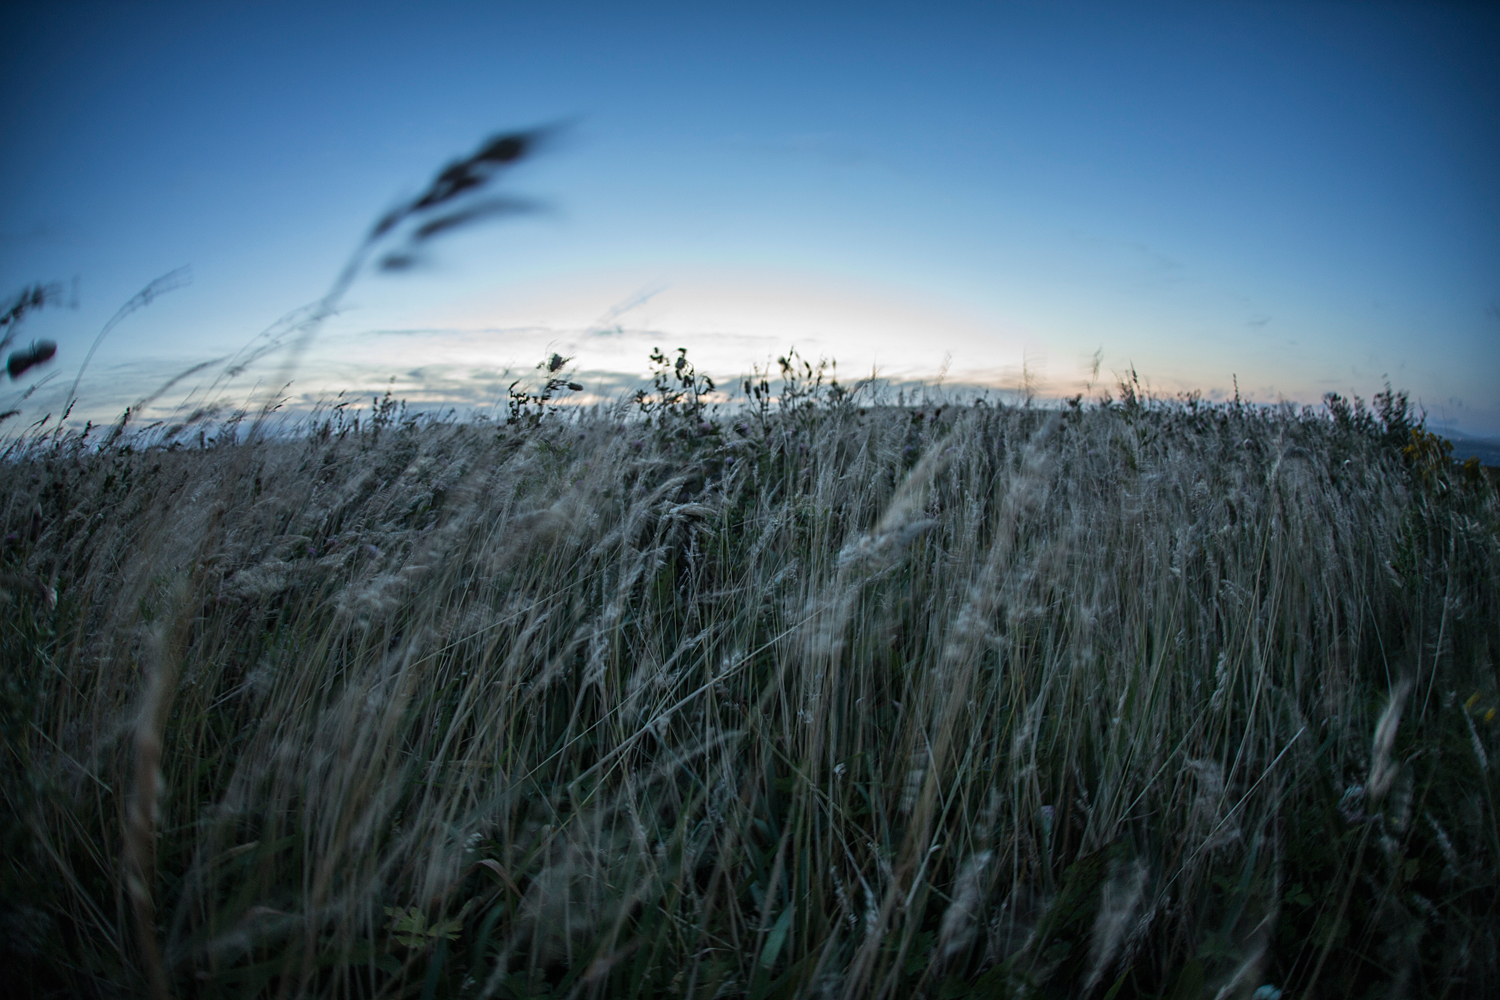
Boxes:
[1,365,1496,998]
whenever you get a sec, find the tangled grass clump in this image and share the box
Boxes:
[0,365,1496,999]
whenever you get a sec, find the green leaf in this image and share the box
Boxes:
[420,936,447,1000]
[760,905,794,971]
[906,930,935,977]
[1168,959,1204,1000]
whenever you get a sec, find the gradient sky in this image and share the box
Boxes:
[3,1,1498,434]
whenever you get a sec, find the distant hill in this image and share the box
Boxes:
[1444,432,1500,467]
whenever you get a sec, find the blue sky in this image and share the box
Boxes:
[3,1,1498,434]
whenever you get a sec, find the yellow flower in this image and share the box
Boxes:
[1486,708,1496,724]
[1465,692,1481,712]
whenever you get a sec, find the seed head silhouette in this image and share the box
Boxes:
[7,340,57,380]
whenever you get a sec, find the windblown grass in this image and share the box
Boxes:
[1,371,1496,999]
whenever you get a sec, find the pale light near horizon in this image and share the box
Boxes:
[1,2,1496,437]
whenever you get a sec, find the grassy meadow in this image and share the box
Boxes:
[1,356,1497,999]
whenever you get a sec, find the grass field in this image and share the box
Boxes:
[1,359,1496,999]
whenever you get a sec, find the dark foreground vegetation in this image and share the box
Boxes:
[1,362,1497,999]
